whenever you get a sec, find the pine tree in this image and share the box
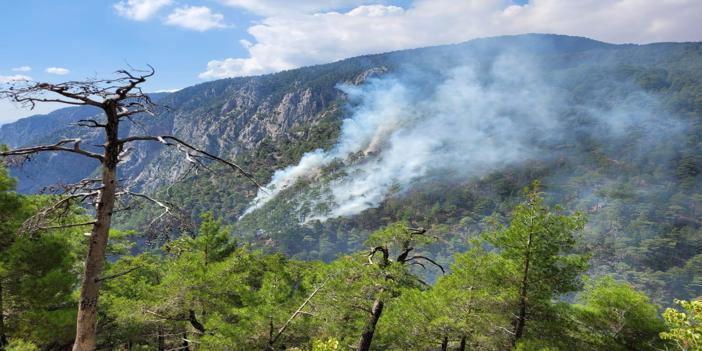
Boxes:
[483,182,589,349]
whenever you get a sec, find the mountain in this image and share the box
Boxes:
[1,34,702,304]
[0,34,624,193]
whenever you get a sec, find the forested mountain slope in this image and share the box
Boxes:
[2,34,702,305]
[0,34,644,193]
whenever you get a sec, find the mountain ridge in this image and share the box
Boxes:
[3,34,700,193]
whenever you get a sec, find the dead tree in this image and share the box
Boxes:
[0,67,261,351]
[358,226,444,351]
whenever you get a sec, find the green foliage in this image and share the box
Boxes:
[661,299,702,351]
[484,182,589,301]
[0,159,24,252]
[311,337,340,351]
[570,276,666,350]
[379,247,514,350]
[514,340,560,351]
[1,169,682,351]
[102,212,325,350]
[0,163,83,348]
[480,182,589,348]
[4,339,39,351]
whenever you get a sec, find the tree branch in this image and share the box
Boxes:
[270,280,327,347]
[114,65,155,98]
[406,255,445,273]
[0,138,104,161]
[368,246,389,266]
[75,119,107,128]
[18,191,99,236]
[116,191,193,241]
[95,265,142,282]
[37,221,97,231]
[118,135,265,190]
[116,191,175,226]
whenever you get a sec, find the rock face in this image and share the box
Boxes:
[0,57,388,193]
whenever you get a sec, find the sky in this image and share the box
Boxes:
[1,0,701,125]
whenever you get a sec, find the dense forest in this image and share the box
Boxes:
[142,35,702,309]
[1,34,702,350]
[1,168,701,350]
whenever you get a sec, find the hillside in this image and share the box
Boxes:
[0,34,629,193]
[2,34,702,306]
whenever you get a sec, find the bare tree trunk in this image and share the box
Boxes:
[157,325,165,351]
[0,280,6,350]
[456,335,466,351]
[73,113,119,351]
[510,232,533,349]
[181,331,190,351]
[441,335,449,351]
[0,67,260,351]
[356,298,384,351]
[72,165,116,350]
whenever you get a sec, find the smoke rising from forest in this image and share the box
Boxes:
[243,52,682,222]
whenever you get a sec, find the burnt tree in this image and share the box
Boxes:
[0,67,261,351]
[357,225,444,351]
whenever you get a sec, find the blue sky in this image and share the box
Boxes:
[1,1,262,93]
[0,0,699,124]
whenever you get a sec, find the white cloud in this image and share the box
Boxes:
[114,0,172,21]
[152,88,181,93]
[0,74,31,83]
[164,6,229,31]
[45,67,70,75]
[219,0,373,16]
[200,0,702,79]
[11,66,31,72]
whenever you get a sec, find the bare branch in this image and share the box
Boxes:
[115,65,155,98]
[405,255,445,273]
[0,138,104,161]
[368,246,390,266]
[117,191,173,223]
[407,226,426,235]
[39,177,104,195]
[396,247,413,263]
[118,135,265,190]
[19,191,99,236]
[74,119,106,128]
[37,221,97,231]
[1,82,103,108]
[270,280,327,347]
[409,261,426,270]
[10,97,89,109]
[95,265,142,282]
[116,191,193,242]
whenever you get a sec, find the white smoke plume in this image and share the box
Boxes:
[243,53,672,222]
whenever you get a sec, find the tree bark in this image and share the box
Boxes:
[0,280,6,350]
[181,331,190,351]
[73,110,119,351]
[188,309,205,334]
[510,231,533,349]
[157,325,165,351]
[441,335,449,351]
[456,335,466,351]
[356,298,384,351]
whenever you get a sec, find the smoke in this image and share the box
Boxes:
[243,52,679,222]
